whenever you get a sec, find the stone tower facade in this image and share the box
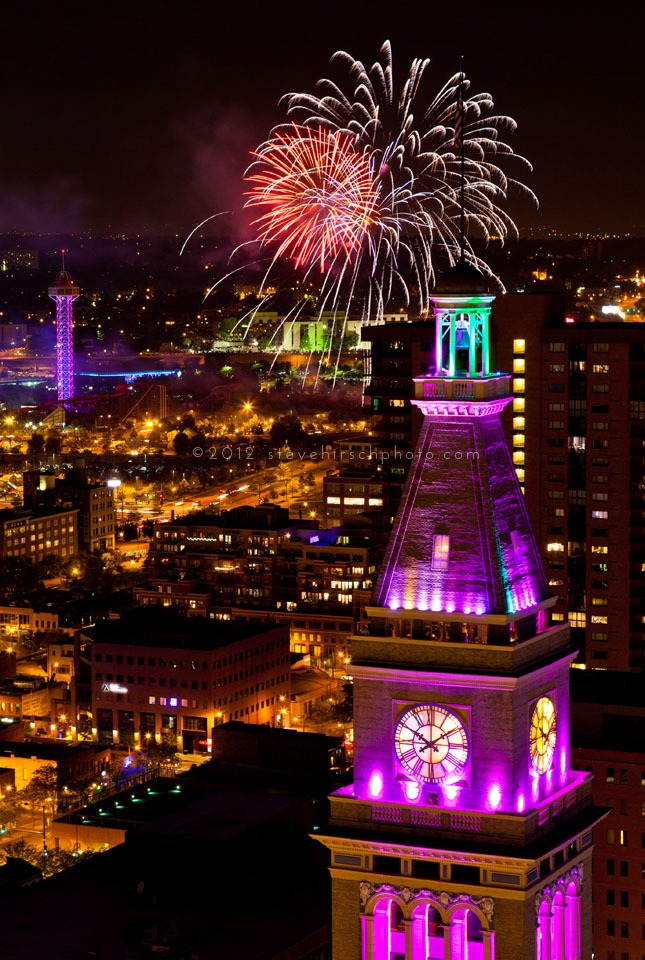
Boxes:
[316,264,606,960]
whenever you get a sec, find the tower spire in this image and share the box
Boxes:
[454,57,466,264]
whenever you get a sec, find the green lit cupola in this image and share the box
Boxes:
[432,260,494,378]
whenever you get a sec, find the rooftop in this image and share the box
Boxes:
[168,504,290,531]
[570,668,645,708]
[85,607,286,651]
[0,505,78,522]
[1,739,106,762]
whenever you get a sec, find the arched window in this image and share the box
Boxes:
[370,898,405,960]
[536,896,552,960]
[535,881,581,960]
[449,906,486,960]
[410,901,445,960]
[564,880,582,960]
[552,889,565,959]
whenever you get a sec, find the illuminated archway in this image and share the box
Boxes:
[535,868,582,960]
[361,885,495,960]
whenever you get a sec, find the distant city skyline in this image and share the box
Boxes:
[1,2,643,241]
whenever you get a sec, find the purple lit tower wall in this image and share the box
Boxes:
[48,258,79,402]
[349,265,575,816]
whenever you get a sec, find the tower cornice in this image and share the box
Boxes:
[347,648,579,690]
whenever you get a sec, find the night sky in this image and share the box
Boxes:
[2,1,643,238]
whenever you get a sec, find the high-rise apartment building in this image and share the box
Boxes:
[493,297,645,670]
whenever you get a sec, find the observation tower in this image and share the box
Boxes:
[48,253,79,402]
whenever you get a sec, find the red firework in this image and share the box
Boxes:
[244,124,380,272]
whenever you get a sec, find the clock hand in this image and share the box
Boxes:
[416,732,445,751]
[414,731,433,748]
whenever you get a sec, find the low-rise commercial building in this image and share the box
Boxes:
[86,607,291,752]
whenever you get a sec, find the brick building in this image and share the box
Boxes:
[492,297,645,670]
[137,505,378,668]
[0,505,78,562]
[23,461,115,553]
[570,669,645,959]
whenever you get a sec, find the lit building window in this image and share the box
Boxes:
[513,339,526,353]
[513,451,525,465]
[432,534,450,571]
[547,542,565,552]
[513,378,525,393]
[513,434,525,448]
[513,397,525,412]
[513,358,525,373]
[569,437,586,452]
[513,416,525,430]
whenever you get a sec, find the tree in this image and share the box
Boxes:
[172,431,192,456]
[4,838,97,877]
[179,413,196,431]
[23,765,57,844]
[141,732,180,772]
[23,765,57,810]
[269,415,305,448]
[0,557,43,600]
[44,432,62,456]
[332,681,354,725]
[27,432,45,458]
[0,791,21,833]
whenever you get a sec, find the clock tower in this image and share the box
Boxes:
[316,263,606,960]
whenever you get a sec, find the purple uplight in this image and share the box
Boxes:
[403,780,421,802]
[560,750,567,783]
[369,771,384,799]
[516,792,525,813]
[443,783,459,805]
[487,783,502,810]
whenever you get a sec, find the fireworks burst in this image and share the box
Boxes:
[245,124,381,272]
[207,41,536,380]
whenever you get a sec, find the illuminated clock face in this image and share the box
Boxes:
[394,703,469,784]
[529,696,557,774]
